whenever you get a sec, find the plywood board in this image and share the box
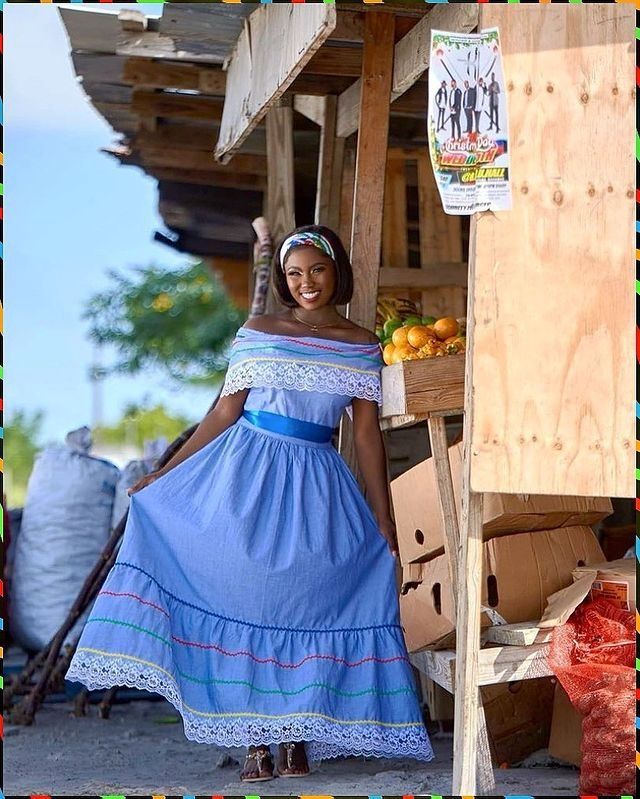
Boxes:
[470,4,635,498]
[215,4,336,162]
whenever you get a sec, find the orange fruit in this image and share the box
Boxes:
[382,343,396,365]
[391,325,411,348]
[394,344,419,362]
[420,342,439,358]
[433,317,459,341]
[407,325,437,349]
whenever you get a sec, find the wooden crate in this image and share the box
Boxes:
[381,353,465,418]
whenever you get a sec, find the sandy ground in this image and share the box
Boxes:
[4,698,580,795]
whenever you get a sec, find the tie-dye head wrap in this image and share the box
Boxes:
[280,231,336,271]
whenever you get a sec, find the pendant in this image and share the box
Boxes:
[310,325,318,332]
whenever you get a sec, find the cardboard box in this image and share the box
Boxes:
[483,678,555,766]
[400,526,604,652]
[548,683,582,767]
[541,557,636,627]
[391,442,612,565]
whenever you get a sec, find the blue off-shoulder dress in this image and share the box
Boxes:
[67,328,433,763]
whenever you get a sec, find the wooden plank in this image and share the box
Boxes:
[131,89,225,122]
[215,4,336,162]
[452,213,483,796]
[378,265,467,290]
[314,96,344,230]
[339,11,394,471]
[486,622,552,647]
[81,83,133,106]
[346,11,394,331]
[135,124,318,158]
[293,95,325,127]
[382,159,408,269]
[305,45,363,78]
[331,10,365,43]
[410,644,553,692]
[122,58,226,95]
[381,355,466,417]
[392,3,478,101]
[338,145,356,250]
[428,416,460,593]
[336,4,478,137]
[471,4,635,498]
[265,101,296,247]
[132,147,267,174]
[59,7,120,54]
[150,167,267,191]
[379,413,429,432]
[72,53,127,86]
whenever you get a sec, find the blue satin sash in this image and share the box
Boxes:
[242,410,334,443]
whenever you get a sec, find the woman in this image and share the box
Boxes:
[66,225,433,781]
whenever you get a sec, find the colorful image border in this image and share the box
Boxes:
[0,1,636,798]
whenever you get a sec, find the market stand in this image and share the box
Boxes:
[49,2,635,794]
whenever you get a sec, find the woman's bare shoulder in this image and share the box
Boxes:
[241,313,290,334]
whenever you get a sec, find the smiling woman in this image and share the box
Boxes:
[66,223,433,781]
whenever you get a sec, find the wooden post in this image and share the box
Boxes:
[346,11,394,331]
[427,412,494,794]
[338,11,395,470]
[314,95,344,232]
[452,213,486,795]
[265,98,296,313]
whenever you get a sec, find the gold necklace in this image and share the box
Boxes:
[292,309,338,333]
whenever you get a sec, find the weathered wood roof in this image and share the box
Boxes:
[59,2,445,259]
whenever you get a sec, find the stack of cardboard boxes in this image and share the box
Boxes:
[390,441,613,764]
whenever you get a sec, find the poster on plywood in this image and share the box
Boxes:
[428,28,512,215]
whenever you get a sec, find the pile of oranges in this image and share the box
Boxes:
[381,317,466,365]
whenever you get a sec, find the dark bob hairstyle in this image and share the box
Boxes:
[271,224,354,308]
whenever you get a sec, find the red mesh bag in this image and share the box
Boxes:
[548,598,635,795]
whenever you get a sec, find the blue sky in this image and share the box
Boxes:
[4,4,217,443]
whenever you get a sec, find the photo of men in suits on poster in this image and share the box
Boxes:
[428,28,512,215]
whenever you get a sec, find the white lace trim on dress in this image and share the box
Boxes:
[66,652,433,763]
[220,361,382,405]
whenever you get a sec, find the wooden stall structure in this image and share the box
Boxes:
[59,2,634,794]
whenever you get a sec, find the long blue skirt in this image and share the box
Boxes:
[67,416,433,762]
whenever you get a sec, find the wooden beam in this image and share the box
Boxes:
[265,101,296,247]
[142,148,266,174]
[427,416,460,594]
[338,12,394,472]
[452,214,484,796]
[215,4,336,163]
[314,96,344,231]
[330,10,365,43]
[304,45,363,78]
[150,167,267,191]
[410,644,553,694]
[382,159,408,270]
[392,3,477,101]
[337,3,478,137]
[293,95,325,127]
[122,58,226,95]
[116,22,226,64]
[59,7,120,54]
[131,89,224,122]
[72,53,127,85]
[346,11,394,331]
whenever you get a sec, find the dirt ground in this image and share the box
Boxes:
[4,697,579,796]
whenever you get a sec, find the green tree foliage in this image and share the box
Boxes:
[83,261,246,386]
[94,402,195,451]
[4,409,45,508]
